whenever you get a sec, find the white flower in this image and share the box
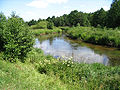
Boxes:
[67,64,70,66]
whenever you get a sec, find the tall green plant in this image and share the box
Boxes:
[0,13,6,51]
[107,0,120,27]
[3,17,34,62]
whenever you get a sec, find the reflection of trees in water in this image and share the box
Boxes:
[37,34,62,45]
[48,37,54,45]
[108,56,120,66]
[36,35,120,66]
[65,37,120,66]
[37,35,54,44]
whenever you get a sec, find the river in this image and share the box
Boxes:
[34,34,120,66]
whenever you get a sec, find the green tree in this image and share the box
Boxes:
[92,8,106,27]
[0,13,6,50]
[107,0,120,28]
[27,19,37,26]
[68,10,79,26]
[63,14,69,26]
[10,11,19,18]
[68,10,90,26]
[3,17,34,62]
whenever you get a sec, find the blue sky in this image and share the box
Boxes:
[0,0,113,21]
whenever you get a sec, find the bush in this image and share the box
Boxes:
[31,21,48,29]
[47,21,54,29]
[2,17,34,62]
[0,13,6,50]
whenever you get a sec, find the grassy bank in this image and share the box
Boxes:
[64,26,120,48]
[30,21,62,36]
[0,50,67,90]
[0,48,120,90]
[31,28,62,36]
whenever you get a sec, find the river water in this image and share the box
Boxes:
[34,35,120,66]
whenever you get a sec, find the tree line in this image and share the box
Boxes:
[27,0,120,28]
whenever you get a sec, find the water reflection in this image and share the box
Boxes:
[34,36,109,65]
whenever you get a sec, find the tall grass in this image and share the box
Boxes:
[39,59,120,90]
[65,26,120,48]
[0,51,67,90]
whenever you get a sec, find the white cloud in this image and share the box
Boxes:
[27,0,68,8]
[47,0,68,4]
[27,0,48,8]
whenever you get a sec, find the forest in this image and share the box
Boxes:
[27,0,120,28]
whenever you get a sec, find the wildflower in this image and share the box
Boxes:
[67,64,70,67]
[68,61,71,63]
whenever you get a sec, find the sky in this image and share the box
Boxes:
[0,0,113,21]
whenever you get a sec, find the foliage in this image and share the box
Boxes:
[32,28,62,36]
[0,52,66,90]
[24,48,120,89]
[46,10,90,27]
[68,10,90,26]
[27,0,120,28]
[65,26,120,48]
[37,55,120,89]
[26,19,37,26]
[31,21,48,29]
[0,13,6,50]
[107,0,120,28]
[10,11,20,18]
[92,8,107,27]
[47,21,54,29]
[40,62,120,89]
[2,17,34,62]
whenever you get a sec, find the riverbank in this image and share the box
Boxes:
[32,28,62,36]
[35,34,120,66]
[32,26,120,48]
[63,26,120,48]
[0,48,120,90]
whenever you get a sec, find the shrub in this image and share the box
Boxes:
[3,17,34,62]
[47,21,54,29]
[0,13,6,50]
[32,21,48,29]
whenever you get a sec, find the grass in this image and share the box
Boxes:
[0,51,67,90]
[31,28,62,36]
[1,48,120,90]
[64,26,120,48]
[29,21,62,36]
